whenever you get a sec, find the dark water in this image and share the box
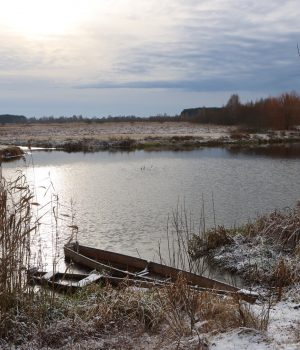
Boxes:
[3,144,300,275]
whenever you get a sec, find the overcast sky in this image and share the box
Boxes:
[1,0,300,117]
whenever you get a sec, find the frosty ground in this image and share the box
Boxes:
[1,121,300,151]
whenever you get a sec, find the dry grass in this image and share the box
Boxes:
[69,283,163,333]
[229,130,251,140]
[189,226,233,259]
[189,205,300,290]
[0,257,267,348]
[158,275,262,336]
[18,276,267,349]
[251,205,300,250]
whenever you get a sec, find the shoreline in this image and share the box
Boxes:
[1,121,300,153]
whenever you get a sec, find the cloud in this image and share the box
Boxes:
[72,0,300,94]
[1,0,300,115]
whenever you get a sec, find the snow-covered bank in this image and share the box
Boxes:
[210,284,300,349]
[188,204,300,349]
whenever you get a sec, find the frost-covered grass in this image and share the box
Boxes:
[2,279,299,349]
[189,204,300,287]
[0,277,268,349]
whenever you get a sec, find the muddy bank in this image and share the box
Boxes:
[0,145,24,161]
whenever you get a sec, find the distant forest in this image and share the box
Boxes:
[0,114,27,124]
[25,114,181,124]
[181,92,300,130]
[2,92,300,130]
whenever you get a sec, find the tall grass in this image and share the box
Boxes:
[0,170,38,338]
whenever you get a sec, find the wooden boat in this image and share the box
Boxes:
[64,242,258,302]
[28,269,166,293]
[27,269,102,293]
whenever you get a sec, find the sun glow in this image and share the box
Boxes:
[0,0,92,38]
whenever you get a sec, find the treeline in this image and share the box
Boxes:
[0,114,180,124]
[181,92,300,130]
[26,114,180,124]
[2,92,300,130]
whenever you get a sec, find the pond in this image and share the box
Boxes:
[3,144,300,277]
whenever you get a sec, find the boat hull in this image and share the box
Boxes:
[64,242,257,303]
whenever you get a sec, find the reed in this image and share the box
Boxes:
[0,171,37,337]
[0,169,73,344]
[158,202,208,276]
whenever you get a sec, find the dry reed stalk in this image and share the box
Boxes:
[252,206,300,250]
[0,169,70,342]
[0,171,38,338]
[159,203,208,277]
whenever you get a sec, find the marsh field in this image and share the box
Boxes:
[1,121,300,151]
[0,122,232,143]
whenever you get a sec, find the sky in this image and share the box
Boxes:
[0,0,300,117]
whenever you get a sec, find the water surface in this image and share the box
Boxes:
[3,145,300,274]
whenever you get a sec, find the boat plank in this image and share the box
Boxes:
[41,271,55,281]
[77,273,102,287]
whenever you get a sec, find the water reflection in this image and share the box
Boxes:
[226,143,300,158]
